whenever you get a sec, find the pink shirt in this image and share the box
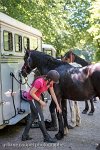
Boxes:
[27,77,53,100]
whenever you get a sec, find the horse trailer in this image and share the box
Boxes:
[42,43,56,58]
[0,12,42,129]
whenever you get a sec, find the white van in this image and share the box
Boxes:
[0,12,42,129]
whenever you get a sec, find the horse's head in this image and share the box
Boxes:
[21,49,36,77]
[62,50,75,63]
[62,50,91,67]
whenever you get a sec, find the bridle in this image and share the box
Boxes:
[69,52,75,63]
[21,54,32,77]
[26,53,33,69]
[64,51,75,63]
[21,53,38,78]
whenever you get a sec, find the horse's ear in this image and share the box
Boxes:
[34,47,38,51]
[24,47,30,55]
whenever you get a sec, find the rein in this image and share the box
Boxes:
[10,72,28,85]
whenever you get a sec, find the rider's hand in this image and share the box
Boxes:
[39,100,46,107]
[56,104,62,113]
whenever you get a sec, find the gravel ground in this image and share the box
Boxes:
[0,100,100,150]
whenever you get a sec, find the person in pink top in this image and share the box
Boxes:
[22,70,61,143]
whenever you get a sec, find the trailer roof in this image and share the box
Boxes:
[0,12,42,37]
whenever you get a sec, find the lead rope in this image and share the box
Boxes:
[18,72,25,114]
[10,72,29,116]
[10,72,16,117]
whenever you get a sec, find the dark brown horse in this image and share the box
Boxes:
[21,49,100,140]
[62,50,96,115]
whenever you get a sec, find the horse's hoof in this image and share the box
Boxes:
[88,112,93,116]
[64,127,69,135]
[55,132,64,140]
[68,125,74,129]
[82,110,88,114]
[93,98,97,103]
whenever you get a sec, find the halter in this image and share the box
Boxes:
[69,51,75,63]
[26,53,33,70]
[21,59,32,77]
[70,52,73,63]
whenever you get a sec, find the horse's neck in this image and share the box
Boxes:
[38,61,62,73]
[36,57,68,74]
[37,66,49,75]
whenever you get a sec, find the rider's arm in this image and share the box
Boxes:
[30,87,40,102]
[30,87,46,107]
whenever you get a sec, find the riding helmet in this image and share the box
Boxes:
[47,70,60,83]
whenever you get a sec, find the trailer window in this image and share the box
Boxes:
[3,31,13,51]
[23,37,30,49]
[15,34,22,52]
[43,49,52,56]
[30,37,38,50]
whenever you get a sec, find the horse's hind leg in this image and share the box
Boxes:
[61,99,69,135]
[82,101,89,114]
[88,98,95,115]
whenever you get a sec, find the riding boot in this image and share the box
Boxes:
[22,114,33,141]
[47,112,58,131]
[39,121,57,143]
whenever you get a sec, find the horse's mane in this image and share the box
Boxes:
[73,53,89,65]
[30,50,71,68]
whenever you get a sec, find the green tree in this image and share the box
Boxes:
[88,0,100,61]
[0,0,68,55]
[0,0,99,59]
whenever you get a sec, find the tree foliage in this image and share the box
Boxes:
[88,0,100,61]
[0,0,99,60]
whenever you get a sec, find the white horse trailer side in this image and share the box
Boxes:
[0,12,42,129]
